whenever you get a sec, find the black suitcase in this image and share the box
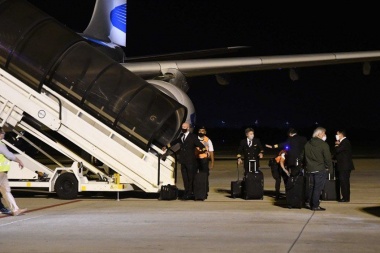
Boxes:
[286,174,305,208]
[231,163,243,199]
[194,172,208,200]
[244,160,264,200]
[321,163,337,201]
[159,184,178,200]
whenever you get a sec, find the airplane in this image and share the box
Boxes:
[4,0,380,138]
[0,0,378,197]
[60,0,380,129]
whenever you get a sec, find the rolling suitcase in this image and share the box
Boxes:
[321,162,338,201]
[194,172,208,200]
[286,173,305,208]
[244,160,264,200]
[159,184,178,200]
[231,163,243,199]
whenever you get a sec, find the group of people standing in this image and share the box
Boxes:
[163,123,354,209]
[266,127,355,211]
[164,122,214,200]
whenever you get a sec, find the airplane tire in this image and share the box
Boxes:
[55,173,78,199]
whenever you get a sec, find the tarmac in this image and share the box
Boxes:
[0,158,380,253]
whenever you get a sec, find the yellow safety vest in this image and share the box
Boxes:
[196,136,210,159]
[0,154,11,172]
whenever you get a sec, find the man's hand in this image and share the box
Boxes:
[258,153,263,159]
[16,158,24,169]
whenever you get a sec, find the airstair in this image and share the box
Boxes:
[0,0,186,198]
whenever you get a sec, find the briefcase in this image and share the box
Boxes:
[159,184,178,200]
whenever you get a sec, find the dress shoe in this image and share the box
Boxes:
[338,199,350,202]
[304,202,311,209]
[312,206,326,211]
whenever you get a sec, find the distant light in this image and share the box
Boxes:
[363,62,371,75]
[285,145,289,150]
[289,68,299,81]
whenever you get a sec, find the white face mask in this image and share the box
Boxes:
[322,135,327,141]
[247,134,254,140]
[335,135,340,141]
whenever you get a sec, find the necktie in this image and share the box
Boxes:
[248,140,252,147]
[182,134,186,143]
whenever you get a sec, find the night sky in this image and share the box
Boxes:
[26,1,380,135]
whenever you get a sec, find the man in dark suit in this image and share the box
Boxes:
[165,122,206,200]
[267,128,307,176]
[334,129,355,202]
[237,128,264,176]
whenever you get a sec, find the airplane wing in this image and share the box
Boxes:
[121,50,380,78]
[78,0,380,81]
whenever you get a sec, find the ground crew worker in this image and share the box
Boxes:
[270,149,290,200]
[0,127,27,216]
[195,126,214,197]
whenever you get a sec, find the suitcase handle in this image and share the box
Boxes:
[236,162,240,181]
[249,159,257,173]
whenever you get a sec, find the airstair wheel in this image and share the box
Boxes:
[54,173,78,199]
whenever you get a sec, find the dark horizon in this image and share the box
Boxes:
[27,1,380,133]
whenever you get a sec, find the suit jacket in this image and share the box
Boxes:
[334,138,355,171]
[279,135,307,167]
[170,132,205,165]
[237,138,264,169]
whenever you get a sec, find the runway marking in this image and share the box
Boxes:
[288,211,315,253]
[0,215,43,226]
[0,200,82,219]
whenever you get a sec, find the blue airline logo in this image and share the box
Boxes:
[110,3,127,33]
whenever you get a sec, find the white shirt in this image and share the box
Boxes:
[0,142,16,161]
[199,136,214,152]
[182,132,189,142]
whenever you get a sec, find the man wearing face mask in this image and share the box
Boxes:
[237,128,264,176]
[195,126,214,196]
[301,127,333,211]
[334,130,355,202]
[164,122,206,200]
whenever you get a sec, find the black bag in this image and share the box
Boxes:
[269,158,280,180]
[286,174,305,208]
[194,172,208,200]
[321,163,338,201]
[268,157,276,167]
[159,184,178,200]
[244,160,264,200]
[231,163,243,199]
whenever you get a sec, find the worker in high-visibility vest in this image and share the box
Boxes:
[195,126,214,197]
[0,127,27,216]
